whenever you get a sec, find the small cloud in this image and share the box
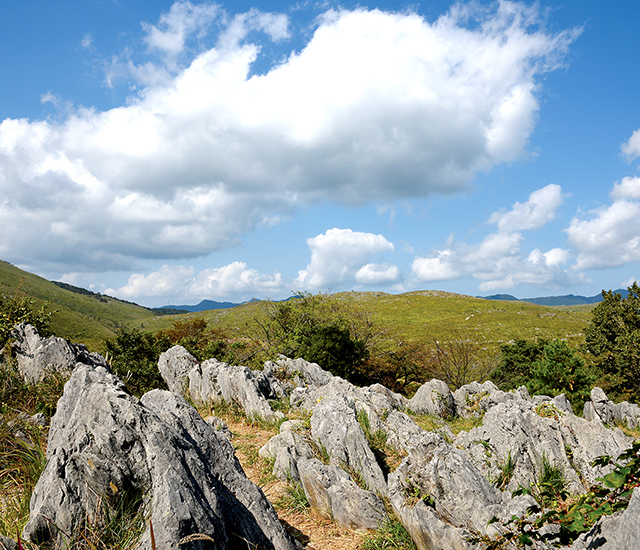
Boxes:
[489,183,563,232]
[622,128,640,161]
[611,176,640,200]
[295,228,395,289]
[81,32,93,49]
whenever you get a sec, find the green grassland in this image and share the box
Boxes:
[1,260,594,355]
[137,290,592,357]
[0,260,156,350]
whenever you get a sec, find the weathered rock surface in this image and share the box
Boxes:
[407,379,455,418]
[0,535,17,550]
[455,400,631,494]
[297,458,387,531]
[23,362,297,550]
[571,487,640,549]
[584,387,640,429]
[158,346,284,422]
[310,394,388,496]
[10,322,107,383]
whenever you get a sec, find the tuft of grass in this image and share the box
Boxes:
[356,409,407,478]
[361,515,416,550]
[276,481,310,514]
[495,451,515,490]
[0,422,47,540]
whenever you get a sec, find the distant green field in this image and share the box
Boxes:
[1,261,594,355]
[136,290,593,357]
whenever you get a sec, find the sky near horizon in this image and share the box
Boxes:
[1,0,640,307]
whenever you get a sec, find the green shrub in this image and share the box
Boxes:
[102,327,167,397]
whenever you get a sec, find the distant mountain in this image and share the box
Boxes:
[481,289,629,306]
[156,299,242,312]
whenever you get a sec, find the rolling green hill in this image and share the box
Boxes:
[1,261,594,355]
[136,290,593,356]
[0,260,156,350]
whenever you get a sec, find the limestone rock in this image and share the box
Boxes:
[297,458,386,531]
[408,379,455,418]
[583,387,640,429]
[455,400,631,494]
[310,394,388,496]
[157,345,199,395]
[453,380,522,417]
[259,427,315,482]
[10,322,107,383]
[23,363,297,550]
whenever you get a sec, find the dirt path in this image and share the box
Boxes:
[226,418,364,550]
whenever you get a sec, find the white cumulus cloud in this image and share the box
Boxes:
[489,183,563,232]
[0,1,578,276]
[412,183,572,290]
[295,228,396,289]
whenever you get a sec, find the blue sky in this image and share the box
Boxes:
[1,0,640,307]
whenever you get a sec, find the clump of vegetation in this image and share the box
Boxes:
[361,515,417,550]
[277,481,310,514]
[1,292,52,350]
[103,327,168,397]
[583,283,640,402]
[493,338,595,412]
[476,443,640,548]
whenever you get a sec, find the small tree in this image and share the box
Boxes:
[527,340,595,412]
[0,293,52,350]
[491,338,549,390]
[429,335,498,389]
[103,327,167,397]
[584,283,640,401]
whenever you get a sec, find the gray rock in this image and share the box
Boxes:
[327,479,387,531]
[296,458,387,530]
[0,535,17,550]
[216,364,285,423]
[310,394,388,496]
[455,400,631,494]
[23,363,297,550]
[388,432,498,549]
[408,379,455,418]
[159,348,284,423]
[571,487,640,549]
[10,322,107,383]
[259,428,315,482]
[264,356,334,389]
[584,387,640,430]
[453,380,522,418]
[157,345,199,396]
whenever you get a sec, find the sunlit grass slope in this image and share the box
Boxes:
[0,260,156,350]
[137,290,592,355]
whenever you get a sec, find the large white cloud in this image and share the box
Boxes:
[295,228,397,289]
[0,1,577,274]
[411,184,572,290]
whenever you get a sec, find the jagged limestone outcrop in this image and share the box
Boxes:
[22,362,297,550]
[10,324,640,549]
[10,322,107,383]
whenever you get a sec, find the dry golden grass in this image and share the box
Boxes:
[222,416,364,550]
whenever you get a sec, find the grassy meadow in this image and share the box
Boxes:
[1,260,593,356]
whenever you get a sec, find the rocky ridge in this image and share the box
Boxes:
[5,327,640,549]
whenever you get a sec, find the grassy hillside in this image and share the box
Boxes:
[136,290,593,356]
[0,260,156,350]
[1,260,594,355]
